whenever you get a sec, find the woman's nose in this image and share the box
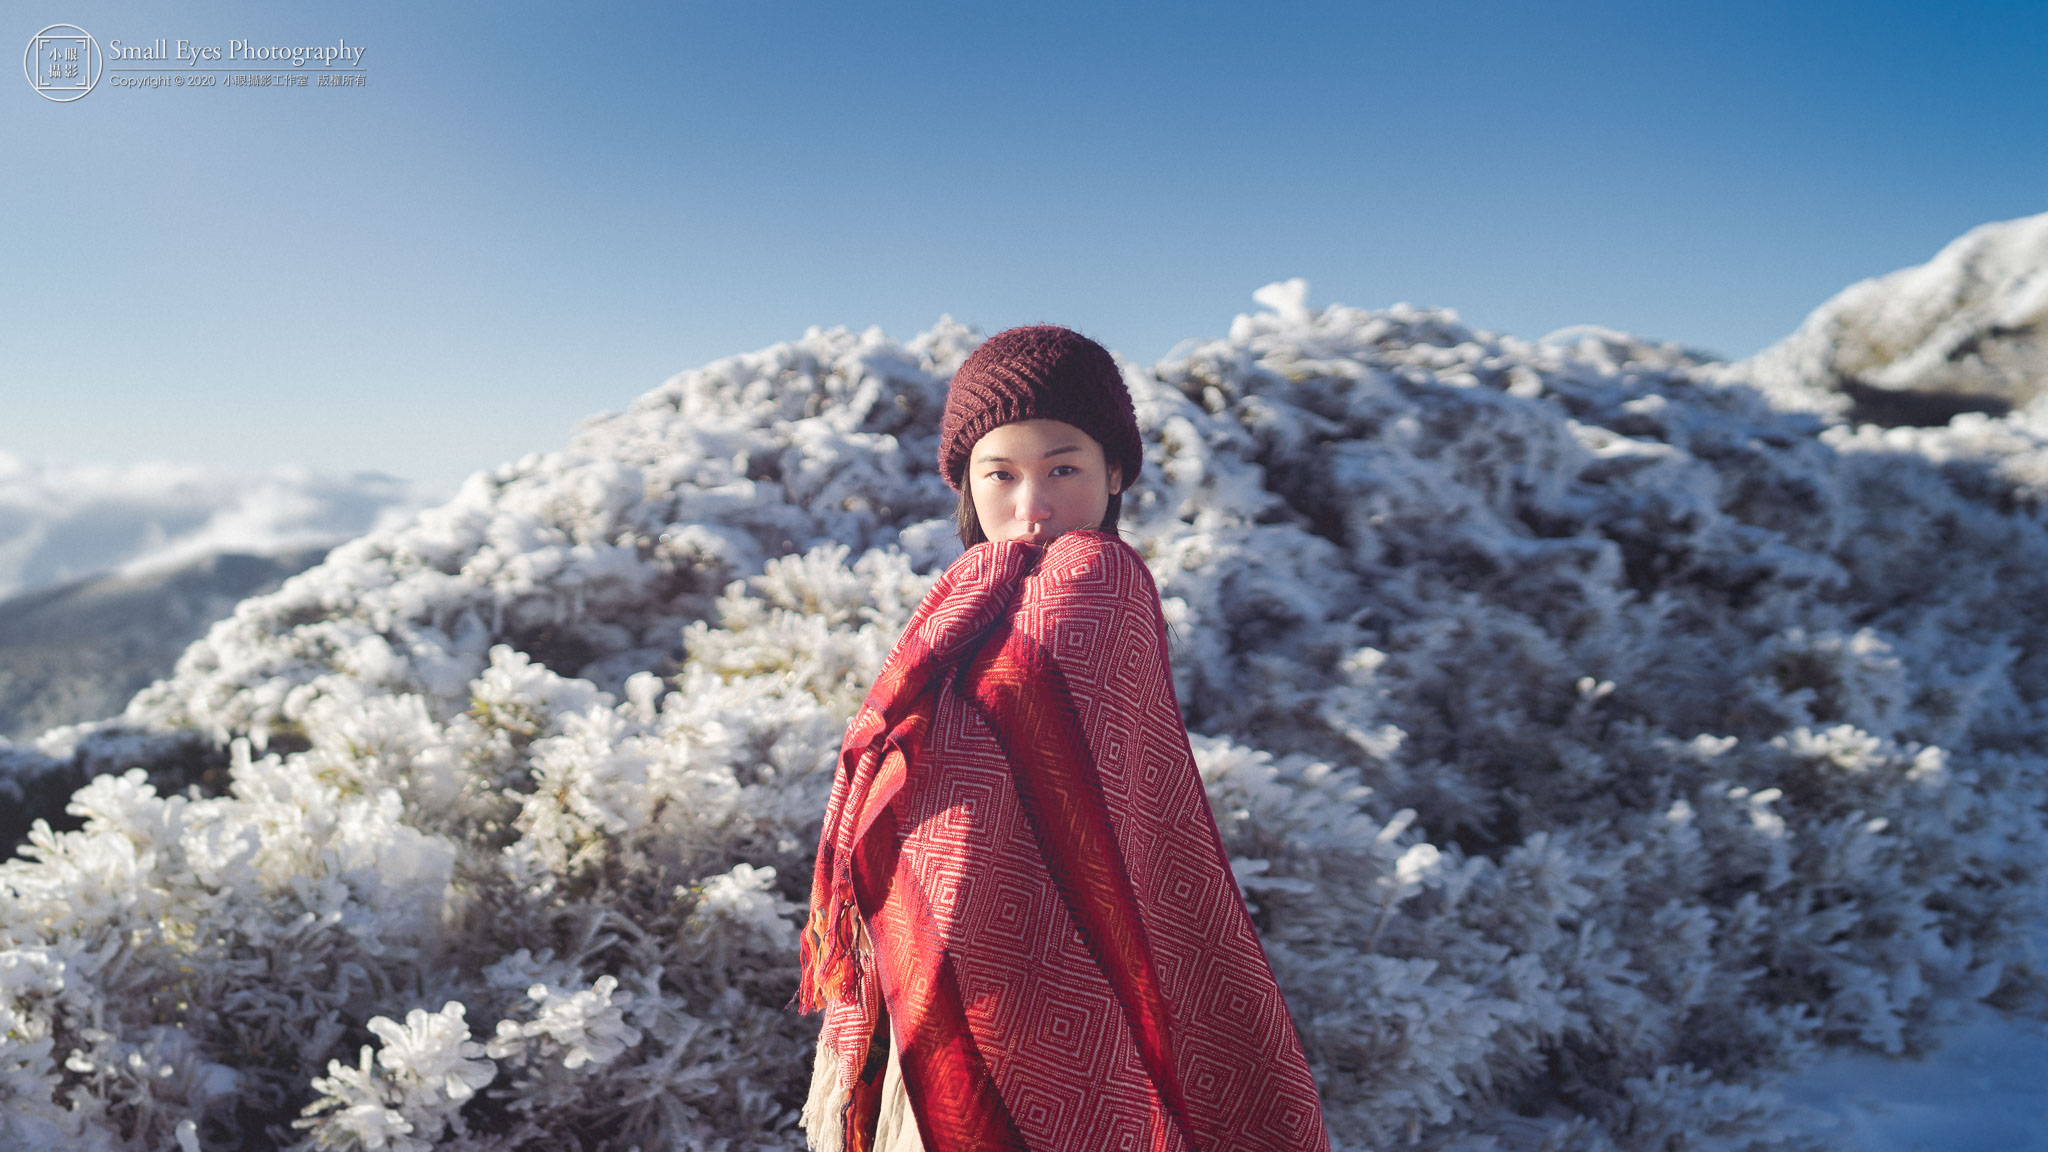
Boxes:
[1017,482,1054,522]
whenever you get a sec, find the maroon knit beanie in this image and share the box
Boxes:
[938,325,1143,491]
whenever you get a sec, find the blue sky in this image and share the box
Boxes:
[6,0,2045,493]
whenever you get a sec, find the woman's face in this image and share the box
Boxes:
[967,419,1124,545]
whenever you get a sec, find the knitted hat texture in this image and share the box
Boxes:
[938,325,1143,491]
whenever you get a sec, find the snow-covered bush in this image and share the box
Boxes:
[1742,212,2048,412]
[6,269,2048,1149]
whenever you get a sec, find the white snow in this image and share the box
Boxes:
[1787,1000,2048,1151]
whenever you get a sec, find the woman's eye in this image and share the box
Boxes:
[1051,465,1077,477]
[985,470,1012,483]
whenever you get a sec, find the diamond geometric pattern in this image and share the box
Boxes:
[802,531,1330,1152]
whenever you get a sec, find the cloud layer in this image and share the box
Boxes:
[0,455,422,600]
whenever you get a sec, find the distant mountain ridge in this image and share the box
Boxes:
[0,455,416,600]
[0,461,417,821]
[0,546,331,745]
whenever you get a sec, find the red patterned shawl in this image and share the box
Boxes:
[799,530,1330,1152]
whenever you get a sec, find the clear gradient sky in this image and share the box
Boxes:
[6,1,2046,493]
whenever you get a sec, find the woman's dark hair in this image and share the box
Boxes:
[956,485,1124,548]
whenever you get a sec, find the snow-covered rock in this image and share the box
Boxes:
[6,262,2048,1150]
[1741,212,2048,420]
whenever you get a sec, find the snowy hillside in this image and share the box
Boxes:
[0,455,418,600]
[7,262,2048,1150]
[1741,212,2048,421]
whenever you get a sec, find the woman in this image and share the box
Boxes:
[799,326,1330,1152]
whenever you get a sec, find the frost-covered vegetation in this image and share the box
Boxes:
[1744,212,2048,413]
[7,262,2048,1149]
